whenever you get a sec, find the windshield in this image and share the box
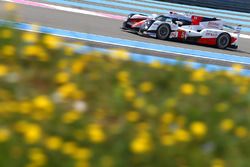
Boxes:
[155,15,171,22]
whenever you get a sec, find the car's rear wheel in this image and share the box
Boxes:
[156,24,171,40]
[216,33,231,49]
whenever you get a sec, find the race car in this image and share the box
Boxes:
[121,12,241,49]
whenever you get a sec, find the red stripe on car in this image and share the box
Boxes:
[231,37,237,43]
[197,38,217,45]
[177,29,186,40]
[132,20,146,28]
[191,16,204,25]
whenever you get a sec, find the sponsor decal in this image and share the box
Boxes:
[170,32,177,38]
[207,21,220,28]
[178,30,186,39]
[205,30,218,37]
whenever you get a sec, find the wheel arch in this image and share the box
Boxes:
[216,32,231,49]
[156,23,172,40]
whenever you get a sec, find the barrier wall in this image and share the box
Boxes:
[158,0,250,13]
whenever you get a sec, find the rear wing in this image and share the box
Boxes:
[224,24,242,46]
[224,24,242,34]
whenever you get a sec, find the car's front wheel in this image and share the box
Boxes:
[156,24,171,40]
[216,33,231,49]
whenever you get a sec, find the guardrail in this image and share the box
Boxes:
[158,0,250,13]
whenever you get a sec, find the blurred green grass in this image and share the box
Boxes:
[0,2,250,167]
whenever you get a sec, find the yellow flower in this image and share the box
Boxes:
[62,141,77,155]
[62,110,81,124]
[139,81,154,93]
[33,95,54,112]
[22,45,39,56]
[23,45,48,61]
[71,60,85,74]
[174,129,191,142]
[55,72,70,84]
[43,35,62,49]
[126,111,140,122]
[191,69,206,82]
[232,64,243,73]
[161,112,175,124]
[133,98,146,109]
[220,119,234,132]
[124,87,136,101]
[161,134,176,146]
[180,83,195,95]
[130,131,152,154]
[190,121,207,138]
[150,61,162,68]
[211,159,225,167]
[23,124,42,144]
[111,49,130,60]
[117,71,129,83]
[1,29,12,39]
[44,136,63,151]
[19,101,33,114]
[0,65,8,77]
[57,83,79,99]
[1,45,16,57]
[28,148,47,166]
[38,50,49,61]
[4,3,16,11]
[22,32,38,43]
[234,126,248,138]
[86,124,106,143]
[73,148,92,160]
[0,128,11,142]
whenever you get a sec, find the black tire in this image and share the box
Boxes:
[216,33,231,49]
[156,24,171,40]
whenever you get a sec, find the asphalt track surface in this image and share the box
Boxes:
[0,0,250,67]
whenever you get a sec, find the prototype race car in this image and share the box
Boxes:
[122,12,241,49]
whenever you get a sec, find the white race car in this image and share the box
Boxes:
[122,12,241,49]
